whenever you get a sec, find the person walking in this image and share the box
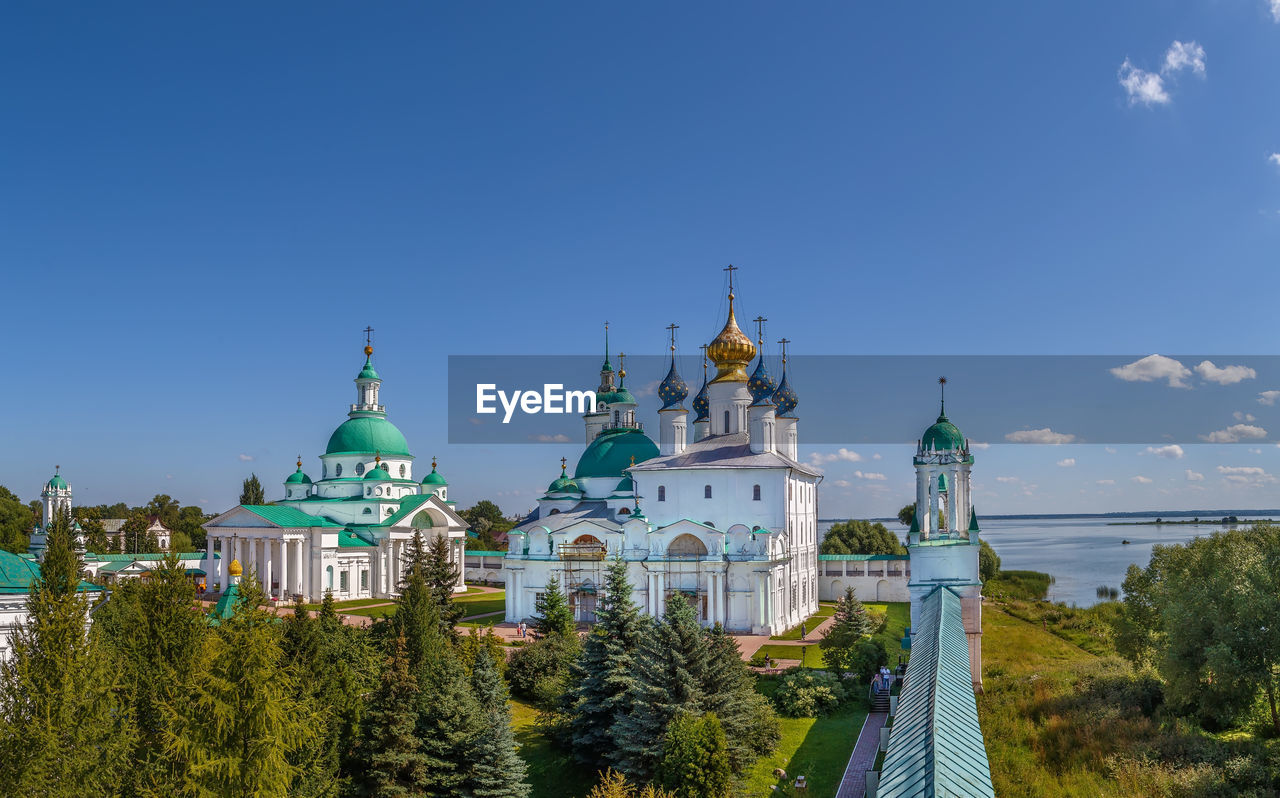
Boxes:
[800,621,807,641]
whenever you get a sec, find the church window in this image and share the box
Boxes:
[658,486,666,501]
[335,463,342,477]
[548,508,560,515]
[355,462,365,476]
[361,571,368,591]
[363,507,372,515]
[752,484,761,501]
[399,464,406,477]
[614,410,620,424]
[326,566,334,589]
[340,571,349,591]
[619,507,630,515]
[375,487,383,496]
[723,410,729,431]
[704,485,712,499]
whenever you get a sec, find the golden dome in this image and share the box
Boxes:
[707,293,756,383]
[228,559,242,577]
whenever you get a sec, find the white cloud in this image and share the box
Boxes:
[1163,40,1206,76]
[1143,444,1185,459]
[1195,360,1256,385]
[995,476,1020,484]
[1057,458,1076,467]
[1258,390,1280,406]
[1096,479,1117,486]
[634,380,661,398]
[809,448,863,466]
[1110,355,1191,387]
[1217,465,1267,476]
[852,471,887,481]
[238,454,254,462]
[1250,447,1263,454]
[1005,427,1077,444]
[970,442,991,450]
[1235,411,1257,422]
[1271,0,1280,23]
[1131,475,1153,484]
[833,479,851,488]
[1201,424,1268,443]
[529,433,571,443]
[1105,446,1118,454]
[1118,59,1170,106]
[872,453,882,460]
[1185,469,1205,482]
[1269,153,1280,167]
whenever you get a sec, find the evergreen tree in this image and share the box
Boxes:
[563,555,646,766]
[819,587,875,673]
[586,769,676,798]
[413,599,483,798]
[424,534,463,635]
[355,635,429,798]
[611,593,709,781]
[166,565,316,797]
[700,625,778,769]
[656,712,731,798]
[466,647,530,798]
[458,626,507,677]
[535,575,575,639]
[0,508,133,795]
[239,474,265,505]
[390,537,439,675]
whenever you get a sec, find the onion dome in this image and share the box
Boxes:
[707,291,756,383]
[546,462,582,495]
[45,467,68,491]
[364,457,391,480]
[326,417,411,456]
[772,370,798,417]
[748,355,776,404]
[658,359,689,409]
[357,344,380,380]
[922,413,964,451]
[575,428,659,478]
[228,559,243,577]
[612,475,635,495]
[421,457,447,486]
[692,376,710,421]
[285,457,312,485]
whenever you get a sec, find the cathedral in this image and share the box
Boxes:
[202,343,469,602]
[503,279,820,635]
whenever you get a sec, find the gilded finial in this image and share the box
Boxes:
[707,268,755,383]
[296,455,303,469]
[228,559,243,577]
[618,352,626,380]
[753,316,767,347]
[375,452,381,465]
[431,456,438,470]
[363,326,374,356]
[778,338,790,366]
[938,376,947,415]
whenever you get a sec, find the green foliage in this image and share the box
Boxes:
[534,576,575,638]
[819,520,906,556]
[897,503,916,528]
[239,473,265,506]
[460,500,514,551]
[507,633,581,706]
[0,485,32,553]
[467,647,531,798]
[413,614,483,797]
[819,588,874,673]
[846,640,888,681]
[424,534,464,636]
[458,626,507,677]
[979,538,1001,582]
[984,569,1052,601]
[700,624,779,769]
[353,634,430,798]
[772,669,849,717]
[120,510,158,554]
[656,712,731,798]
[587,769,676,798]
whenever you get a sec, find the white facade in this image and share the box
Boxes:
[817,555,911,603]
[203,345,468,602]
[503,286,820,634]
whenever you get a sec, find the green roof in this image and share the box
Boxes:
[357,356,380,380]
[338,528,377,548]
[922,413,964,451]
[575,428,658,479]
[879,587,994,798]
[46,473,68,490]
[465,550,508,557]
[0,549,41,593]
[325,416,412,457]
[238,505,341,528]
[969,509,980,534]
[208,582,242,625]
[85,552,212,562]
[377,494,439,528]
[818,553,910,561]
[285,468,312,485]
[364,465,391,480]
[422,465,447,485]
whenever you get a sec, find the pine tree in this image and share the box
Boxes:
[611,593,709,781]
[413,601,482,798]
[424,534,463,636]
[466,647,530,798]
[355,635,429,798]
[390,540,439,675]
[535,575,575,639]
[0,508,133,795]
[167,565,316,797]
[239,474,265,505]
[656,712,731,798]
[563,555,646,766]
[819,587,874,673]
[700,624,778,769]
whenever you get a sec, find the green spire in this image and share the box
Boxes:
[601,321,612,372]
[968,509,980,534]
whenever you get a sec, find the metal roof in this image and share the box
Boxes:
[239,505,342,528]
[878,586,994,798]
[627,431,820,475]
[818,553,910,561]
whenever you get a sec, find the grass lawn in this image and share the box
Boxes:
[510,698,596,798]
[864,602,911,666]
[770,602,839,640]
[739,700,867,797]
[459,611,504,628]
[302,598,389,611]
[456,595,505,617]
[755,643,827,668]
[342,605,396,619]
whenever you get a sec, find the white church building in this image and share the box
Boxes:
[503,279,820,635]
[202,342,469,602]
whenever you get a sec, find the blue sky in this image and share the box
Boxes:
[3,1,1280,518]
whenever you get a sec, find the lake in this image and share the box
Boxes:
[818,516,1270,607]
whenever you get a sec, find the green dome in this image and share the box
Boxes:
[575,428,659,479]
[547,474,581,494]
[922,413,964,451]
[364,464,391,480]
[422,468,447,486]
[357,357,380,381]
[613,475,634,494]
[0,549,39,593]
[605,388,636,405]
[46,473,68,491]
[326,417,412,457]
[285,469,312,485]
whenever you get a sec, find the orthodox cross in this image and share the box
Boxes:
[724,264,737,295]
[560,456,567,473]
[778,338,790,365]
[363,326,374,346]
[699,343,709,376]
[666,323,679,359]
[939,376,947,413]
[753,316,767,346]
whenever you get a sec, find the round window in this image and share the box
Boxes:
[355,462,365,476]
[375,487,383,496]
[335,463,343,477]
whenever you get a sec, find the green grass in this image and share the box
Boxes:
[342,605,397,619]
[770,603,839,640]
[459,611,504,628]
[739,700,867,797]
[301,598,390,611]
[755,644,827,668]
[510,698,596,798]
[456,596,506,617]
[984,569,1052,601]
[865,602,911,666]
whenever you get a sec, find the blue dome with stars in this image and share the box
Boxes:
[658,359,689,409]
[748,357,776,404]
[692,377,710,421]
[772,370,798,416]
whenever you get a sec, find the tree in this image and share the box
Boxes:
[354,634,429,798]
[145,494,181,527]
[466,647,530,798]
[820,587,875,673]
[535,575,575,638]
[0,486,32,553]
[897,503,916,527]
[563,556,646,767]
[587,770,676,798]
[460,501,513,551]
[120,511,156,554]
[700,625,778,769]
[458,626,507,678]
[413,605,482,798]
[424,534,463,635]
[240,474,265,506]
[611,593,710,781]
[656,712,731,798]
[978,539,1001,582]
[0,508,133,793]
[820,520,906,556]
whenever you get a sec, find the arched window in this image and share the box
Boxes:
[704,485,712,499]
[614,410,620,424]
[326,565,334,589]
[752,484,761,501]
[411,511,434,529]
[723,410,729,432]
[375,487,383,496]
[619,507,630,515]
[355,462,365,476]
[657,485,666,501]
[362,507,372,515]
[335,463,343,477]
[399,464,406,477]
[549,508,561,515]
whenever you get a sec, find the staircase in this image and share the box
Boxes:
[870,690,890,713]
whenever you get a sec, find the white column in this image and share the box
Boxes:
[280,539,289,601]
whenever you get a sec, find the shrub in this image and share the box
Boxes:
[506,632,580,704]
[772,668,848,717]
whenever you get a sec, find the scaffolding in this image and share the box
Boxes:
[559,539,606,622]
[662,534,710,622]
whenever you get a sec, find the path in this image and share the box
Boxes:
[835,711,887,798]
[733,613,839,662]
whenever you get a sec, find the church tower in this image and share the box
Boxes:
[705,267,755,437]
[657,324,689,456]
[41,466,72,527]
[907,379,984,692]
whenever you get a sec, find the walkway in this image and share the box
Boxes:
[835,712,888,798]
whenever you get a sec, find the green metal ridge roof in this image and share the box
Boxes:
[465,550,508,557]
[239,505,342,528]
[879,587,994,798]
[818,553,909,561]
[337,528,377,548]
[376,494,434,528]
[85,552,214,562]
